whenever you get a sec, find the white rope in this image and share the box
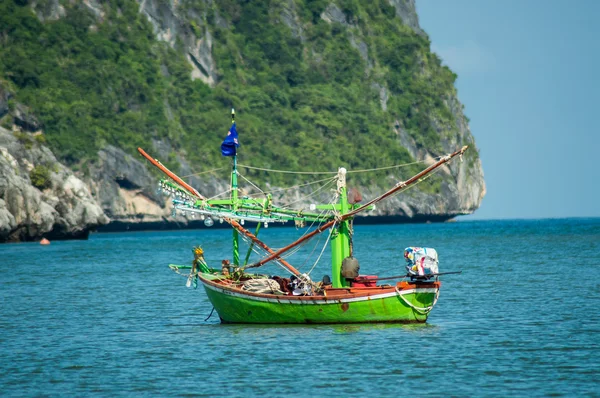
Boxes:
[237,198,334,274]
[205,188,234,201]
[279,177,337,208]
[345,158,440,174]
[387,166,443,202]
[237,171,268,198]
[395,286,439,314]
[278,239,308,260]
[252,185,337,273]
[275,192,338,275]
[238,164,337,175]
[306,221,336,277]
[242,279,284,295]
[238,157,443,176]
[238,232,296,274]
[245,175,338,200]
[181,167,225,178]
[293,193,338,253]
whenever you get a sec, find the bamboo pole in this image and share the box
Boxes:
[228,218,301,276]
[137,148,205,200]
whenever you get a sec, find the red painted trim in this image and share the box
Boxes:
[199,275,440,301]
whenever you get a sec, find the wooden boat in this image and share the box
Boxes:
[138,109,466,324]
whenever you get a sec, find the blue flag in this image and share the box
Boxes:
[221,122,239,156]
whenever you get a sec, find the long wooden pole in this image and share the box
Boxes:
[345,145,469,218]
[228,218,301,276]
[354,271,462,282]
[137,148,205,200]
[248,146,469,269]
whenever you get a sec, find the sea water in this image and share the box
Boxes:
[1,219,598,397]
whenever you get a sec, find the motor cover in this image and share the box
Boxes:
[404,247,439,276]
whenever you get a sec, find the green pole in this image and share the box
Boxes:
[339,185,351,285]
[330,168,351,288]
[243,223,261,266]
[231,108,239,266]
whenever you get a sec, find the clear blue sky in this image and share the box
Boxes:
[416,0,599,219]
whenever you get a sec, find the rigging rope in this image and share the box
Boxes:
[246,147,467,269]
[227,166,443,276]
[181,167,225,178]
[345,158,442,174]
[296,194,339,270]
[306,221,336,277]
[205,188,234,201]
[386,166,443,202]
[237,171,268,198]
[236,192,336,275]
[238,232,294,274]
[237,164,336,175]
[244,175,338,199]
[238,157,442,176]
[396,286,440,314]
[235,171,338,216]
[296,190,337,237]
[279,177,338,209]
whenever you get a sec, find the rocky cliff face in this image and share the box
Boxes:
[138,0,217,86]
[0,126,108,242]
[0,0,485,241]
[87,145,167,225]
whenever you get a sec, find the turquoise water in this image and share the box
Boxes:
[1,219,599,397]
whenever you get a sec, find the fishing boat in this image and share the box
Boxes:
[138,110,467,324]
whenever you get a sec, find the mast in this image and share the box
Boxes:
[231,108,240,267]
[330,168,351,288]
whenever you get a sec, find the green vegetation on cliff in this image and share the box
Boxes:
[0,0,464,189]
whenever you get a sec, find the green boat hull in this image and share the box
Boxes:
[200,276,439,324]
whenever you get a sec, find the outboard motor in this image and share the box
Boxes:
[404,247,439,278]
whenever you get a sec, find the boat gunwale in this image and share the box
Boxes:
[198,274,440,302]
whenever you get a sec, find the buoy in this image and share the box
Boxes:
[40,238,50,245]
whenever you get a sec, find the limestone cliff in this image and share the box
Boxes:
[0,126,108,242]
